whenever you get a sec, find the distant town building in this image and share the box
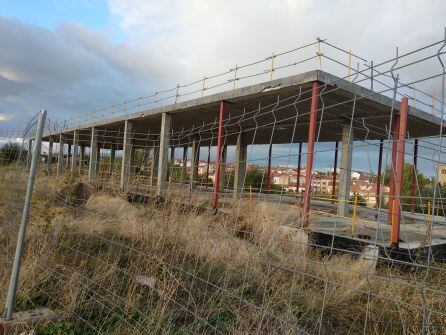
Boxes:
[438,163,446,186]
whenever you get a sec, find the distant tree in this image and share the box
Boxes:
[350,192,367,207]
[0,142,26,165]
[227,166,280,193]
[383,162,433,213]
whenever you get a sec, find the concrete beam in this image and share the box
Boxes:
[47,137,53,174]
[157,112,171,197]
[337,121,354,217]
[70,130,78,174]
[57,135,64,176]
[233,133,247,198]
[191,137,200,190]
[88,128,98,181]
[120,120,134,192]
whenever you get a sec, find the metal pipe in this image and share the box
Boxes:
[331,141,339,201]
[47,137,53,175]
[205,145,210,188]
[388,114,400,224]
[213,101,225,208]
[376,139,383,207]
[181,145,188,183]
[297,142,302,194]
[5,110,47,320]
[266,144,272,193]
[391,97,408,246]
[303,82,320,226]
[57,135,64,176]
[411,139,418,213]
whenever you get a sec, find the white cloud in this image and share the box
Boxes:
[0,1,445,131]
[106,0,446,79]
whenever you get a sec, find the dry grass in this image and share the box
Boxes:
[1,168,446,334]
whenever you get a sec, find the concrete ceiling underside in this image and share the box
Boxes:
[43,70,443,148]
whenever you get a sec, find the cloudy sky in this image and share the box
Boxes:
[0,0,445,174]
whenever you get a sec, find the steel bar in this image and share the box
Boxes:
[391,97,408,246]
[303,82,319,226]
[411,139,418,213]
[297,142,302,193]
[213,101,225,208]
[266,144,272,193]
[5,110,47,320]
[376,139,384,207]
[388,114,400,224]
[331,141,339,201]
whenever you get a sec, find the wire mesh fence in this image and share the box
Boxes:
[1,33,446,334]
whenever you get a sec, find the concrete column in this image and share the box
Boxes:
[26,139,32,169]
[120,120,133,192]
[71,130,78,174]
[47,137,53,174]
[157,112,171,197]
[181,145,188,183]
[109,144,116,173]
[130,146,136,173]
[150,142,159,187]
[219,145,227,190]
[96,146,101,176]
[57,135,64,176]
[337,121,354,217]
[66,144,71,169]
[79,145,85,174]
[88,128,98,181]
[233,133,247,198]
[191,137,200,190]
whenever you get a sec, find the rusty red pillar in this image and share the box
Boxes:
[391,97,408,246]
[303,81,320,226]
[206,144,211,188]
[376,139,383,207]
[213,101,225,208]
[331,141,339,201]
[410,139,418,213]
[297,142,302,194]
[266,144,272,193]
[388,114,400,223]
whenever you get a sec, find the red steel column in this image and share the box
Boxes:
[410,139,418,213]
[213,101,225,208]
[266,144,272,193]
[297,142,302,194]
[376,139,384,207]
[388,114,400,223]
[303,81,320,226]
[391,97,408,246]
[331,141,339,201]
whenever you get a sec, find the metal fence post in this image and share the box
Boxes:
[4,110,47,320]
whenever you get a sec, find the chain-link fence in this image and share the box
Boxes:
[1,34,446,334]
